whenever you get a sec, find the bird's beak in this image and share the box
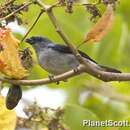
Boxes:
[25,38,34,45]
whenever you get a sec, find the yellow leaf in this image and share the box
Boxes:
[0,96,16,130]
[84,4,114,43]
[0,27,28,79]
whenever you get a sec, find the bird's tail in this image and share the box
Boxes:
[99,65,121,73]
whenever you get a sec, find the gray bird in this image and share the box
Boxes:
[26,36,121,75]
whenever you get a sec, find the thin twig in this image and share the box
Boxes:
[46,10,79,55]
[20,9,45,43]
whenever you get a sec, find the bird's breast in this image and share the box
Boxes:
[38,48,79,75]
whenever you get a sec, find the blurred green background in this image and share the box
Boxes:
[1,0,130,130]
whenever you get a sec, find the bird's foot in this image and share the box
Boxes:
[48,74,55,81]
[73,67,79,73]
[48,74,60,85]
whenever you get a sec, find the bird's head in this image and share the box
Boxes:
[26,36,53,51]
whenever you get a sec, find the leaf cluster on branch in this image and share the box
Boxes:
[0,0,31,25]
[17,102,68,130]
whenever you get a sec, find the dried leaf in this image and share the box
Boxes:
[84,4,114,43]
[0,96,16,130]
[0,27,28,79]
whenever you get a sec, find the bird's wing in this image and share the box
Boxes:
[48,44,97,64]
[48,44,121,73]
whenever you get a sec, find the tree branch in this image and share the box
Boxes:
[20,9,45,43]
[0,65,85,86]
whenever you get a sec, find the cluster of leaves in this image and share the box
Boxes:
[58,0,119,21]
[17,102,68,130]
[0,0,29,25]
[0,0,119,27]
[85,4,101,21]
